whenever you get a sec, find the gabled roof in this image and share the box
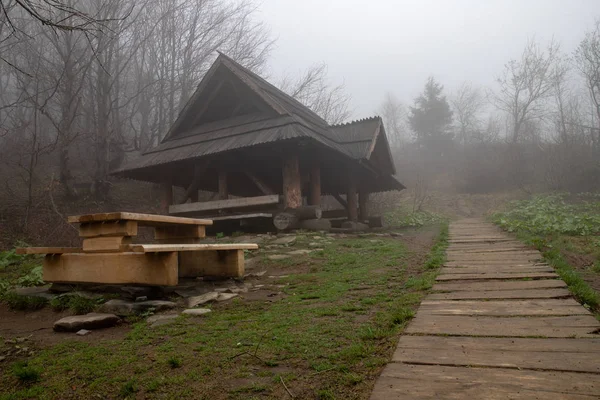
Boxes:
[114,53,403,191]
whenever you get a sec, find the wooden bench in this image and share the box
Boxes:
[16,213,257,286]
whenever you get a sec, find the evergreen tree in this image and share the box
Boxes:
[408,77,454,153]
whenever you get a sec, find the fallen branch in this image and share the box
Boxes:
[280,375,294,398]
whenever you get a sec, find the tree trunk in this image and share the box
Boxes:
[283,155,302,208]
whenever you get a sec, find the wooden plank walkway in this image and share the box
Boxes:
[370,218,600,399]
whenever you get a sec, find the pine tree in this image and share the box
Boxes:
[408,77,454,154]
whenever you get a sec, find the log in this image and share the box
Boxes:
[273,206,323,231]
[169,195,280,215]
[321,209,347,219]
[332,193,348,209]
[282,155,301,208]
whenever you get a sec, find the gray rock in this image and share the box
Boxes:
[120,286,155,299]
[272,236,296,245]
[216,293,238,302]
[54,313,120,332]
[49,283,76,293]
[341,221,369,231]
[244,270,266,278]
[182,308,212,316]
[135,296,148,302]
[245,257,259,269]
[299,219,331,231]
[76,329,91,336]
[13,286,54,300]
[147,314,179,327]
[390,232,403,237]
[268,254,291,261]
[99,299,176,316]
[308,242,321,247]
[186,292,219,308]
[287,249,313,255]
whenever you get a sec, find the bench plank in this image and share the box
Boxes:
[169,195,280,215]
[16,247,82,255]
[179,249,245,278]
[68,212,213,226]
[128,243,259,252]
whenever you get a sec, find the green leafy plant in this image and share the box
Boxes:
[5,292,48,310]
[17,266,44,287]
[385,209,446,228]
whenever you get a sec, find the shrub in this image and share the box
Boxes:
[5,292,48,311]
[12,361,41,383]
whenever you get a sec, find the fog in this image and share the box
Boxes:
[260,0,600,116]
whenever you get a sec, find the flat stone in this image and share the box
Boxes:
[245,258,259,269]
[135,296,148,302]
[54,313,120,332]
[245,270,267,278]
[308,242,321,247]
[99,299,176,316]
[187,292,219,308]
[182,308,212,316]
[13,286,54,300]
[76,329,91,336]
[216,293,238,302]
[268,254,291,261]
[147,314,179,327]
[272,236,296,245]
[287,249,313,255]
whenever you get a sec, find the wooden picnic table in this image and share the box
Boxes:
[17,212,257,286]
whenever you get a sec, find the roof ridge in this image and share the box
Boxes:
[332,116,381,127]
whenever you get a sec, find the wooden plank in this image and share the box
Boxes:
[154,225,206,240]
[436,272,559,281]
[370,364,600,399]
[169,195,280,215]
[393,336,600,373]
[43,252,178,286]
[82,236,132,253]
[179,249,244,278]
[427,288,572,300]
[405,315,600,337]
[210,213,272,221]
[432,279,567,292]
[68,212,213,226]
[441,266,554,274]
[16,247,82,255]
[128,243,259,252]
[79,220,138,238]
[418,299,588,316]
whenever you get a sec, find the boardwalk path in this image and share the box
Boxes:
[371,219,600,399]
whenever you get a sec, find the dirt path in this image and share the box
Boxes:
[370,218,600,399]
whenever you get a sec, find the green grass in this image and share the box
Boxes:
[11,362,41,384]
[493,194,600,313]
[49,295,99,315]
[0,226,449,399]
[4,292,48,311]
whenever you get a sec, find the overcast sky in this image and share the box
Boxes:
[258,0,600,119]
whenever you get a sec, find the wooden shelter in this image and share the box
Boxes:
[113,53,404,228]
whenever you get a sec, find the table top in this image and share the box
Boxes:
[67,212,213,226]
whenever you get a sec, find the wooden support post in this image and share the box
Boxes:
[181,161,209,204]
[218,170,228,200]
[244,171,275,195]
[160,182,173,214]
[347,179,358,222]
[283,155,302,208]
[308,162,321,206]
[179,249,244,278]
[333,193,348,209]
[359,190,369,221]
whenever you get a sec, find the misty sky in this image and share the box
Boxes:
[258,0,600,119]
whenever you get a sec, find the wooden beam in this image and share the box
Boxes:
[359,190,369,220]
[179,249,245,278]
[160,182,173,214]
[43,252,178,286]
[169,195,280,215]
[181,161,210,204]
[68,212,213,226]
[82,236,132,253]
[128,243,258,252]
[308,162,321,206]
[154,225,205,241]
[218,170,228,200]
[79,221,138,238]
[332,193,348,209]
[347,179,358,222]
[244,170,275,195]
[283,155,302,208]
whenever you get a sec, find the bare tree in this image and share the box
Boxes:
[574,19,600,155]
[379,92,408,149]
[280,63,352,124]
[451,82,485,146]
[493,39,565,143]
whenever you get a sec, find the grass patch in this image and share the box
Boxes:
[11,361,41,384]
[4,292,48,311]
[0,227,448,399]
[50,294,99,315]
